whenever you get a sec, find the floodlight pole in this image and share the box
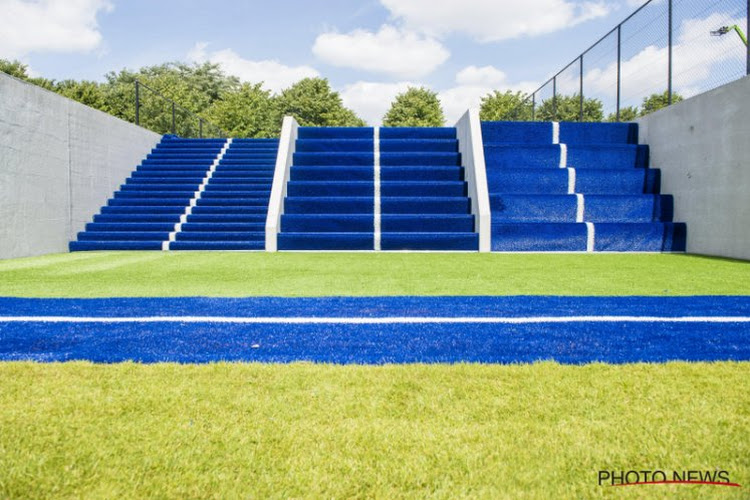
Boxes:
[668,0,673,105]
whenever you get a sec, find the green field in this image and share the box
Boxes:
[0,251,748,499]
[1,251,749,297]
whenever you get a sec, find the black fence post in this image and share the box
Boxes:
[171,103,176,135]
[532,93,536,121]
[668,0,673,105]
[616,24,622,122]
[135,80,140,126]
[579,55,584,122]
[552,76,558,121]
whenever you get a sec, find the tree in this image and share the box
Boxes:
[479,90,532,121]
[382,87,445,127]
[606,106,639,122]
[0,59,30,79]
[640,91,683,116]
[274,77,365,127]
[536,94,603,122]
[55,80,108,110]
[205,83,277,138]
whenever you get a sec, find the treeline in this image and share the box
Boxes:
[2,58,681,137]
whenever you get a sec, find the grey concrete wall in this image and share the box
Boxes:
[637,76,750,261]
[0,72,161,259]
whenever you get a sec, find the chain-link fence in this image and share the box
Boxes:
[134,80,227,138]
[517,0,748,121]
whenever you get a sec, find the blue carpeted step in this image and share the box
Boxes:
[380,127,456,140]
[289,166,465,182]
[490,195,673,223]
[295,139,458,153]
[596,223,686,251]
[93,214,181,223]
[120,183,200,191]
[100,206,186,214]
[382,197,471,214]
[481,121,638,145]
[380,152,460,166]
[114,191,195,198]
[210,171,274,179]
[147,153,219,160]
[487,168,661,194]
[191,206,268,215]
[199,191,270,199]
[286,181,467,197]
[485,144,648,169]
[125,177,204,184]
[298,127,373,139]
[175,231,265,241]
[281,214,475,234]
[278,232,374,250]
[77,231,170,241]
[204,184,273,191]
[196,198,268,207]
[296,139,373,152]
[130,172,206,178]
[169,241,264,251]
[285,197,374,214]
[86,223,175,232]
[383,215,474,232]
[69,241,164,251]
[381,232,478,251]
[108,198,191,206]
[180,223,264,232]
[186,214,265,224]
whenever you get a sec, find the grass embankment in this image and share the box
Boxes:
[0,362,748,499]
[0,251,748,297]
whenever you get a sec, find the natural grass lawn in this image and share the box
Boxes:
[0,251,749,297]
[0,362,747,499]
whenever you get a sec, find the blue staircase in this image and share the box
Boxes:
[69,136,278,251]
[277,127,478,251]
[482,121,686,252]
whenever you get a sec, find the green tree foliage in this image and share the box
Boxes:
[0,59,30,79]
[55,80,108,110]
[606,106,639,122]
[536,94,603,122]
[479,90,532,121]
[275,78,365,127]
[205,83,277,138]
[382,87,445,127]
[640,90,683,116]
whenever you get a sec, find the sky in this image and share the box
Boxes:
[0,0,746,124]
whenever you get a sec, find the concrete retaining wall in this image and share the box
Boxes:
[637,76,750,261]
[0,72,161,259]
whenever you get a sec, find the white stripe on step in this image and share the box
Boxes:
[559,144,567,169]
[1,316,749,324]
[576,193,585,223]
[586,222,595,252]
[163,138,232,251]
[373,127,381,251]
[567,168,576,194]
[552,121,560,144]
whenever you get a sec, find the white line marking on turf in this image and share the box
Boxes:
[567,167,576,194]
[373,126,381,251]
[576,193,585,223]
[552,121,560,144]
[559,143,567,168]
[164,138,232,250]
[1,316,749,324]
[586,222,596,252]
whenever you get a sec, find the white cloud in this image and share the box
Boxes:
[379,0,611,42]
[339,81,419,125]
[312,25,449,78]
[188,43,320,93]
[559,13,747,107]
[0,0,112,58]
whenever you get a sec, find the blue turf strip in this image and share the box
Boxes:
[1,297,748,364]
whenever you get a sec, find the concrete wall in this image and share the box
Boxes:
[0,72,161,259]
[637,76,750,260]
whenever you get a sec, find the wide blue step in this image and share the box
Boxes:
[100,206,186,214]
[199,191,270,199]
[280,215,474,233]
[196,198,268,207]
[70,241,164,251]
[381,233,477,251]
[285,197,373,214]
[130,172,206,178]
[481,122,638,145]
[286,181,466,197]
[278,232,374,250]
[380,153,461,166]
[125,177,203,184]
[490,195,673,223]
[120,183,200,191]
[380,127,456,140]
[295,139,458,153]
[290,166,465,182]
[140,160,215,166]
[298,127,374,139]
[191,206,268,215]
[485,144,648,169]
[77,231,170,241]
[382,197,471,214]
[114,191,194,198]
[204,184,272,192]
[487,168,660,194]
[169,241,264,251]
[108,198,190,206]
[147,153,218,160]
[491,222,686,252]
[175,231,265,241]
[187,214,266,223]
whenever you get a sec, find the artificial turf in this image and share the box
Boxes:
[0,362,747,499]
[0,251,748,297]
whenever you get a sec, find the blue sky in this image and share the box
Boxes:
[1,0,745,124]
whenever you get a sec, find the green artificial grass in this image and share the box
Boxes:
[0,362,747,499]
[0,251,748,297]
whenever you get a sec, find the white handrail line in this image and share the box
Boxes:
[265,116,299,252]
[455,109,491,252]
